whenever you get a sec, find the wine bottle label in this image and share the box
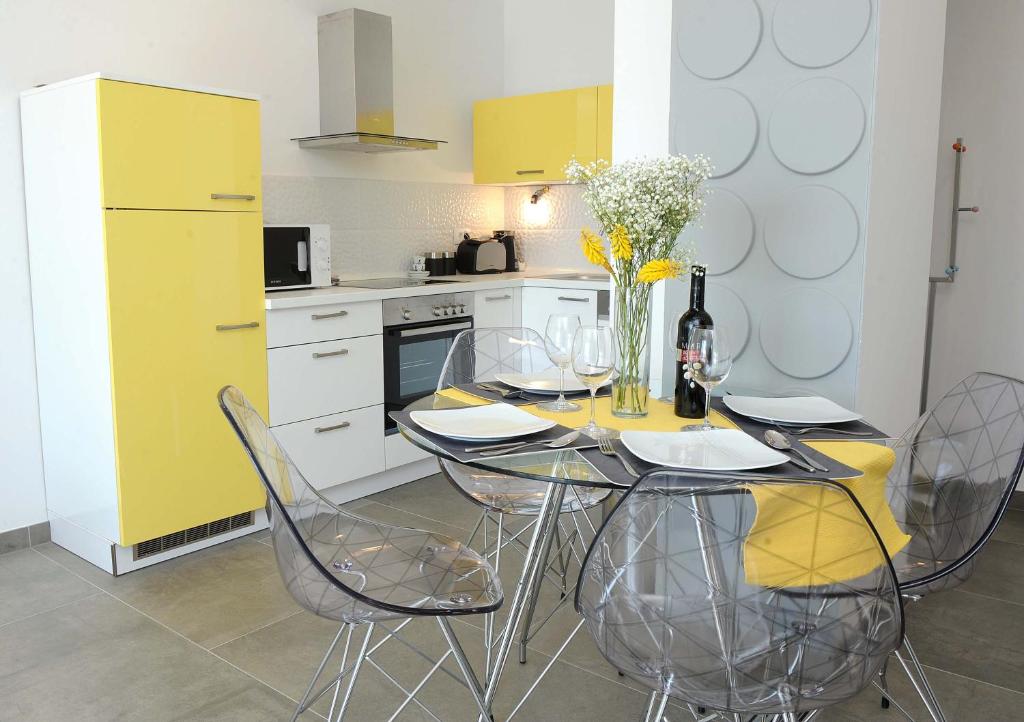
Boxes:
[677,347,700,364]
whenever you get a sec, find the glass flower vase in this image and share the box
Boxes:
[611,283,653,418]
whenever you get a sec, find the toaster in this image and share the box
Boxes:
[456,232,517,274]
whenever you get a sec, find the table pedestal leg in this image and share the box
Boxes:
[483,482,567,711]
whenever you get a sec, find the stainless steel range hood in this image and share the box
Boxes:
[292,9,445,153]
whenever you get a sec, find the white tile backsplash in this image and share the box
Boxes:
[262,175,595,277]
[263,175,503,277]
[504,185,596,272]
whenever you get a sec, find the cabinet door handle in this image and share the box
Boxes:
[210,193,256,201]
[312,349,349,359]
[485,294,512,301]
[557,296,590,303]
[311,310,349,320]
[314,421,351,433]
[516,169,544,175]
[216,321,260,331]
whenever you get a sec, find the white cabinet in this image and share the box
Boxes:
[271,406,385,490]
[266,300,381,349]
[521,287,598,335]
[473,288,521,329]
[266,298,388,486]
[268,335,384,425]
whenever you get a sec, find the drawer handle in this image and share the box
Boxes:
[516,169,544,175]
[557,296,590,303]
[485,294,512,301]
[210,193,256,201]
[312,349,349,359]
[314,421,351,433]
[311,310,349,320]
[216,321,260,331]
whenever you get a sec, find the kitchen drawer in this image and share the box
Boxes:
[521,287,598,335]
[272,406,385,490]
[268,335,383,425]
[473,288,521,329]
[267,300,382,349]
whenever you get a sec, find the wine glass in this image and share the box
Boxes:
[538,314,582,412]
[571,326,616,439]
[682,326,733,432]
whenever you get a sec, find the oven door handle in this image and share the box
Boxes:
[390,321,473,338]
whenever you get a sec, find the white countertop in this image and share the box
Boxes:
[264,270,611,309]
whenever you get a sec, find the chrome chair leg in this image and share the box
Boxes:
[897,634,950,720]
[641,691,670,722]
[291,623,349,722]
[325,624,354,721]
[334,622,375,721]
[894,638,947,722]
[438,617,492,721]
[879,656,891,709]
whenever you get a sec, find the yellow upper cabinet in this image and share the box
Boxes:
[97,80,261,211]
[473,85,613,184]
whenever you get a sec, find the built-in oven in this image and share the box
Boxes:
[383,293,474,434]
[264,224,332,291]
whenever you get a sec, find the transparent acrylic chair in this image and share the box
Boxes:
[576,470,904,721]
[218,386,502,721]
[437,327,611,665]
[879,371,1024,720]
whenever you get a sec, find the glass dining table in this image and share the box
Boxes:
[394,391,898,716]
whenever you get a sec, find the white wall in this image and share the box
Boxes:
[856,0,948,434]
[502,0,614,97]
[0,0,505,533]
[925,0,1023,405]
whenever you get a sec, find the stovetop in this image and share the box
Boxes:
[332,277,461,289]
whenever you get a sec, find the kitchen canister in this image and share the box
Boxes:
[425,251,445,276]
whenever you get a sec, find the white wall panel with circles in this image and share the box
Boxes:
[659,0,878,407]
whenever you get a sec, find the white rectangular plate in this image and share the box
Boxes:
[495,368,610,395]
[722,395,862,425]
[621,429,789,471]
[409,403,556,441]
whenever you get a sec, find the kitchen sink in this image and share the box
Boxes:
[533,273,611,281]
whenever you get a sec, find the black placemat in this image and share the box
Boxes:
[388,409,596,463]
[712,397,890,441]
[576,433,866,488]
[454,381,611,406]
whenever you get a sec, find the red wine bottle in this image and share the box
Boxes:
[674,265,712,419]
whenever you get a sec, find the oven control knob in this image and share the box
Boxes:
[457,304,467,314]
[445,305,455,316]
[402,309,412,321]
[432,306,443,317]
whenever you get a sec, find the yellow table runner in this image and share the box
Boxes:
[435,390,910,585]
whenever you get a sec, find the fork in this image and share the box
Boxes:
[776,424,874,437]
[476,383,523,399]
[597,436,639,478]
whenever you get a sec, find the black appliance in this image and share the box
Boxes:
[382,292,474,433]
[455,231,517,274]
[263,224,331,291]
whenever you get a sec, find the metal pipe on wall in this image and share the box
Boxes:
[920,137,979,413]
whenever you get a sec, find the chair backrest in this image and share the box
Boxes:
[576,471,903,715]
[437,327,553,391]
[887,372,1024,592]
[218,385,500,622]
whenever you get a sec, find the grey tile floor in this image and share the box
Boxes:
[2,478,1023,721]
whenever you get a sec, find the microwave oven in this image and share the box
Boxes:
[263,224,332,291]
